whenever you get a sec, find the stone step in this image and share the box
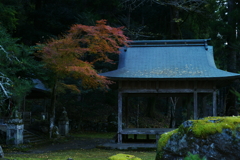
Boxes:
[23,130,47,144]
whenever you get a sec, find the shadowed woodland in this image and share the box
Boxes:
[1,0,240,138]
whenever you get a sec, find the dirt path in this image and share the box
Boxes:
[5,137,111,154]
[29,137,110,153]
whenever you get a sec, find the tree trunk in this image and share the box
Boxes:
[49,80,57,138]
[225,0,237,116]
[170,97,178,128]
[170,5,181,39]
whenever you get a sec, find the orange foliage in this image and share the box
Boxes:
[37,19,129,90]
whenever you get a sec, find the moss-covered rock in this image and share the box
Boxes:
[156,116,240,160]
[108,153,142,160]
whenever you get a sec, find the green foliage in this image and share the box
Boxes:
[0,2,18,32]
[184,152,206,160]
[0,25,42,114]
[108,153,142,160]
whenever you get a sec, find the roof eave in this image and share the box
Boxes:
[104,76,240,81]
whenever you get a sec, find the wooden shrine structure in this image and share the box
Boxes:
[100,39,240,144]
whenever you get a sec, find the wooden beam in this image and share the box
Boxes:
[213,90,217,116]
[121,128,175,134]
[122,89,158,93]
[194,91,198,119]
[118,91,123,143]
[120,88,214,94]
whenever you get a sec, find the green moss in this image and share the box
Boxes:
[157,129,179,152]
[108,153,142,160]
[156,129,179,159]
[190,116,240,138]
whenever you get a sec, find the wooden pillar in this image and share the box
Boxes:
[125,96,129,128]
[118,91,123,143]
[194,91,198,119]
[213,90,217,116]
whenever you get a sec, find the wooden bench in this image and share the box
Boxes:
[119,128,175,143]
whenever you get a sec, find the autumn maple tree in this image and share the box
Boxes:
[37,20,128,137]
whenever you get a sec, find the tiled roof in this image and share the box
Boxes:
[100,39,240,80]
[32,79,49,91]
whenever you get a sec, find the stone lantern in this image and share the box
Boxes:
[58,107,69,136]
[6,110,24,145]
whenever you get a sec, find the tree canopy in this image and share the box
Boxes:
[36,19,128,135]
[37,19,128,92]
[1,0,240,124]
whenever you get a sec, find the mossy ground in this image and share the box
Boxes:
[4,132,155,160]
[5,149,155,160]
[108,153,142,160]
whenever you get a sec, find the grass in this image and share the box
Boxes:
[5,149,155,160]
[4,132,156,160]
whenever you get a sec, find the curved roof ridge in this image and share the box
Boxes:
[100,39,240,80]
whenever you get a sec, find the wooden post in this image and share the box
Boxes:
[118,91,123,143]
[213,90,217,116]
[194,91,198,119]
[125,96,129,128]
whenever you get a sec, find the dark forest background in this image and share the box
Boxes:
[1,0,240,133]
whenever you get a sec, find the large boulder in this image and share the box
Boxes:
[156,116,240,160]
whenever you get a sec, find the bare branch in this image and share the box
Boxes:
[153,0,206,13]
[0,45,11,61]
[0,45,20,62]
[120,0,207,13]
[0,72,12,104]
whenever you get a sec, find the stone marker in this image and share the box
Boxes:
[0,145,4,158]
[58,107,69,136]
[52,125,60,138]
